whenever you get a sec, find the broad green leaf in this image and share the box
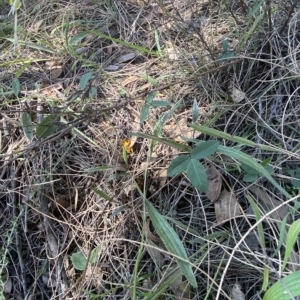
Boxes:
[145,92,156,104]
[187,159,208,192]
[80,72,92,90]
[241,162,258,175]
[189,124,281,153]
[21,112,33,141]
[89,245,102,264]
[36,114,59,138]
[263,270,300,300]
[129,132,191,152]
[191,140,219,160]
[146,201,197,288]
[222,40,229,52]
[89,86,97,97]
[71,252,87,271]
[243,173,258,182]
[140,105,150,124]
[150,101,170,107]
[217,145,291,199]
[12,77,20,97]
[282,219,300,270]
[192,98,199,123]
[167,155,190,177]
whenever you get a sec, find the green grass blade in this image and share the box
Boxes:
[263,270,300,300]
[88,30,159,55]
[282,219,300,270]
[217,145,291,199]
[129,132,191,152]
[188,124,281,152]
[146,201,197,288]
[246,195,265,249]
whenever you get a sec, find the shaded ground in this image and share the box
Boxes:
[0,0,300,299]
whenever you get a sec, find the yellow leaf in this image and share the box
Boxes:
[121,139,134,154]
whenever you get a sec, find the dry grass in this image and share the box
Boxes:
[1,0,300,299]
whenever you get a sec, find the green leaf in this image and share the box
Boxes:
[222,40,229,52]
[283,219,300,270]
[187,159,208,192]
[191,140,219,160]
[241,162,258,174]
[140,105,150,124]
[21,112,33,141]
[80,72,92,90]
[188,124,280,152]
[84,165,125,173]
[89,86,97,98]
[167,155,190,177]
[247,195,265,248]
[69,32,91,46]
[36,114,59,138]
[243,173,258,182]
[145,91,157,104]
[263,270,300,300]
[150,101,170,107]
[217,145,291,199]
[129,132,191,152]
[12,77,20,97]
[249,0,265,17]
[192,98,199,123]
[71,252,87,271]
[92,188,113,201]
[89,245,102,264]
[145,201,197,288]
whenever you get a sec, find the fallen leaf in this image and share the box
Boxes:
[206,166,222,203]
[232,282,245,300]
[231,87,245,103]
[146,218,161,243]
[121,139,134,153]
[49,67,63,79]
[166,265,193,299]
[116,52,136,63]
[215,190,241,224]
[121,75,140,87]
[248,186,291,223]
[164,118,195,142]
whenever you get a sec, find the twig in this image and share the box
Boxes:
[279,1,298,34]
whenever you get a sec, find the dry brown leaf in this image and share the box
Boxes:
[206,166,222,203]
[49,67,63,79]
[231,87,245,103]
[115,52,136,63]
[166,266,193,299]
[215,190,241,224]
[145,239,166,268]
[232,282,245,300]
[164,118,195,142]
[248,186,291,223]
[121,75,140,87]
[146,219,161,243]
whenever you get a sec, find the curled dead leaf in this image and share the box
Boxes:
[116,52,136,63]
[121,75,140,87]
[231,87,245,103]
[231,282,245,300]
[206,166,222,203]
[214,190,241,224]
[248,186,291,223]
